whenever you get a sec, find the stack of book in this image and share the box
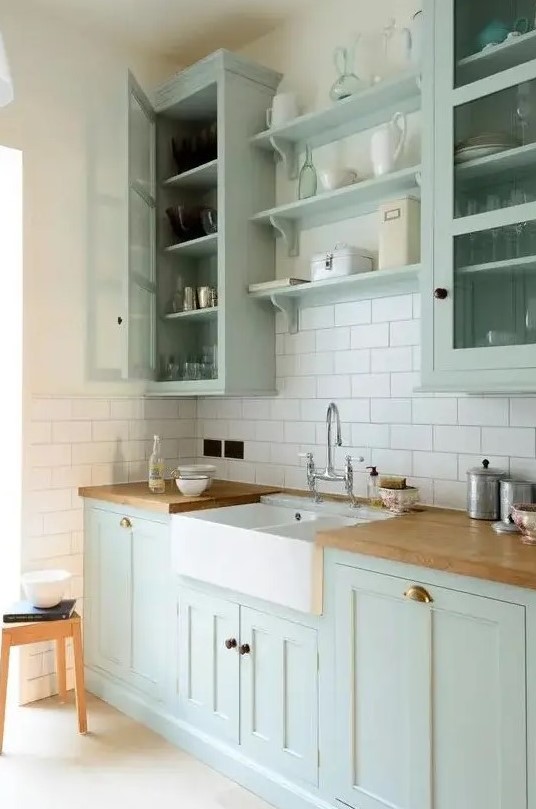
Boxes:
[2,598,76,624]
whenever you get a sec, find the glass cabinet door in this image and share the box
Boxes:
[125,73,157,379]
[433,0,536,374]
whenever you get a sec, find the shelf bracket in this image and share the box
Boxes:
[270,293,299,334]
[269,215,299,257]
[269,136,299,180]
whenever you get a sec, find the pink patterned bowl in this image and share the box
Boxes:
[511,504,536,544]
[379,487,419,515]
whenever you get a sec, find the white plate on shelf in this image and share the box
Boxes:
[454,144,512,163]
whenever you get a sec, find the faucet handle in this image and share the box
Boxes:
[298,453,321,503]
[345,454,365,465]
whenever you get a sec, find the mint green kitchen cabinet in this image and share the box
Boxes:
[239,606,319,787]
[84,505,169,702]
[177,587,240,743]
[332,563,527,809]
[422,0,536,391]
[176,585,319,786]
[117,51,282,396]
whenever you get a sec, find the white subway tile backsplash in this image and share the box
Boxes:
[255,421,282,442]
[458,397,509,427]
[244,442,271,463]
[371,448,413,476]
[242,399,272,421]
[334,349,370,375]
[29,422,52,445]
[71,399,110,420]
[298,352,334,376]
[270,399,300,421]
[316,327,351,352]
[351,423,390,449]
[510,398,536,427]
[371,399,411,424]
[391,424,432,451]
[287,421,317,445]
[372,294,413,323]
[334,300,372,326]
[300,305,334,330]
[412,398,458,425]
[351,323,389,349]
[31,397,72,422]
[389,320,420,347]
[413,451,458,481]
[434,426,481,454]
[352,373,391,398]
[53,420,93,444]
[317,375,351,399]
[284,331,316,355]
[481,427,536,459]
[509,457,536,481]
[30,444,72,468]
[110,399,144,420]
[433,480,466,510]
[371,347,413,373]
[391,372,420,397]
[278,376,317,398]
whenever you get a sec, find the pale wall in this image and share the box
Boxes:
[0,0,178,397]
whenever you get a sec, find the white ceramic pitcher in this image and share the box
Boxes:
[370,112,407,177]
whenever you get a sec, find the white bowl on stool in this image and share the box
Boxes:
[21,569,72,608]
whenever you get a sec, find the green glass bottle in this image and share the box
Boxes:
[298,144,317,200]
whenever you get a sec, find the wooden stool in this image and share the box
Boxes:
[0,613,87,753]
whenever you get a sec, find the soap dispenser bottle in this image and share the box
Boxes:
[367,466,381,506]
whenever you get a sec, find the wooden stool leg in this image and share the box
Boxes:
[55,637,67,703]
[0,632,11,755]
[71,621,87,734]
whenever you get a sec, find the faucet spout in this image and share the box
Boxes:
[326,402,342,475]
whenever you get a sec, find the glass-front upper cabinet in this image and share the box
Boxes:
[427,0,536,391]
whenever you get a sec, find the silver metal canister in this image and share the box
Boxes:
[499,479,534,523]
[466,459,506,520]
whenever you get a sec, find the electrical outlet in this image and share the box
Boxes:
[224,440,244,460]
[203,439,222,458]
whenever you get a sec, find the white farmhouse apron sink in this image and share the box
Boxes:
[171,495,393,614]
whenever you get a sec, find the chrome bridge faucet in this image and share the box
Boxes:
[299,402,364,507]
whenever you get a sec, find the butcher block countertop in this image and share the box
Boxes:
[318,506,536,591]
[78,480,281,514]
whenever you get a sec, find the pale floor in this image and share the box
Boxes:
[0,693,275,809]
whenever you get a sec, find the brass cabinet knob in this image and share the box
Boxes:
[404,585,433,603]
[225,638,237,649]
[120,517,132,529]
[239,643,251,655]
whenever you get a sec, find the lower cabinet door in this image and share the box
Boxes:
[239,607,318,786]
[85,508,132,682]
[127,515,169,700]
[334,565,430,809]
[429,584,526,809]
[177,587,240,743]
[333,564,527,809]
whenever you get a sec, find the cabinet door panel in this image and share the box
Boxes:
[129,516,168,700]
[177,587,240,743]
[334,566,430,809]
[431,587,526,809]
[240,607,318,786]
[84,509,131,681]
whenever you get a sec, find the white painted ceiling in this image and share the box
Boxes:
[31,0,310,60]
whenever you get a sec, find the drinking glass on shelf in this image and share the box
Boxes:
[466,198,481,264]
[509,188,528,257]
[484,193,503,261]
[516,82,532,146]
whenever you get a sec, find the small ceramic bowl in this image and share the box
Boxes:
[21,569,71,608]
[511,504,536,544]
[174,474,210,497]
[379,486,419,515]
[174,464,216,489]
[319,168,358,192]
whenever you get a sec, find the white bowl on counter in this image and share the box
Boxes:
[173,474,210,497]
[173,464,216,489]
[379,487,419,515]
[21,569,71,608]
[319,168,359,192]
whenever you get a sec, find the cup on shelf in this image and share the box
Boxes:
[183,287,197,311]
[201,207,218,235]
[197,286,217,308]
